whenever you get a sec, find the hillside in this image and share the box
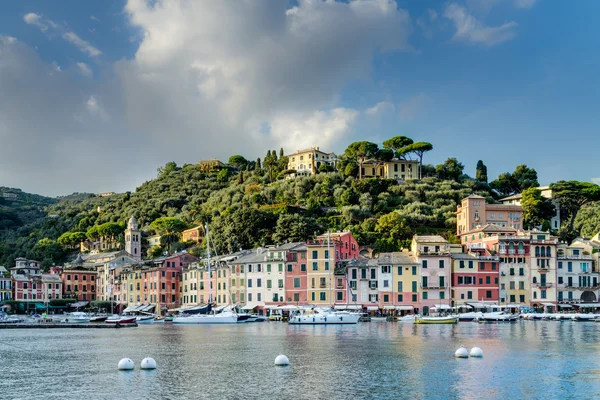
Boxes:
[1,143,599,270]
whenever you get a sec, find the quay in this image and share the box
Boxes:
[0,323,137,329]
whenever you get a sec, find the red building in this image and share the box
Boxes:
[58,256,98,302]
[10,258,62,305]
[145,252,198,312]
[282,243,308,305]
[451,253,500,306]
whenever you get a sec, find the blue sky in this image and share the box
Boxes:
[0,0,598,196]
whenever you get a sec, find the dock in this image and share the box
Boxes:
[0,323,137,329]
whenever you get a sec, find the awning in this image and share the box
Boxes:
[69,301,89,308]
[241,303,258,311]
[264,305,281,310]
[141,304,155,312]
[432,305,452,310]
[396,305,414,311]
[577,303,600,308]
[123,305,138,313]
[34,303,46,310]
[542,303,555,307]
[558,304,572,308]
[505,304,524,308]
[383,306,396,310]
[334,305,361,310]
[277,305,299,310]
[366,306,379,311]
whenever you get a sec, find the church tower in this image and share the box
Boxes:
[125,215,141,262]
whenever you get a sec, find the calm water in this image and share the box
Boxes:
[1,321,600,399]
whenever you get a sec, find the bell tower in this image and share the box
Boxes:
[125,215,141,262]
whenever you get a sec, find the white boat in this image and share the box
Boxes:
[172,307,238,324]
[370,316,387,322]
[458,312,484,322]
[136,315,155,324]
[65,311,91,324]
[571,313,599,321]
[288,308,360,325]
[478,311,519,322]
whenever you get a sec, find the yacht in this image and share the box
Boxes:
[136,315,155,324]
[105,315,137,324]
[458,311,484,322]
[398,314,416,322]
[172,306,238,324]
[288,307,360,325]
[478,311,519,322]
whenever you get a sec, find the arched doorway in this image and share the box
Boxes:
[581,291,597,303]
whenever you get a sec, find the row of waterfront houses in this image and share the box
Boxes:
[2,195,599,315]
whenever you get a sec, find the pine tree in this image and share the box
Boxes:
[476,160,488,183]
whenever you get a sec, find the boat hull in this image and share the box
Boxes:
[288,313,360,325]
[172,314,238,324]
[89,316,108,322]
[414,316,458,324]
[106,317,137,324]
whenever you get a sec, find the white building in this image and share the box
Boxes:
[557,241,599,304]
[500,186,561,231]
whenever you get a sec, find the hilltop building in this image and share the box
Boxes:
[500,186,562,230]
[286,147,338,177]
[456,195,524,238]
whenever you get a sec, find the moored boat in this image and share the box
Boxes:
[172,309,238,324]
[414,315,458,324]
[288,308,360,325]
[136,315,155,324]
[458,312,484,322]
[65,311,91,324]
[106,315,137,324]
[478,311,519,322]
[89,314,108,322]
[397,314,416,322]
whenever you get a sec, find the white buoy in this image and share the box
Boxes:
[140,357,157,370]
[455,347,469,358]
[118,358,134,370]
[469,347,483,357]
[274,354,290,366]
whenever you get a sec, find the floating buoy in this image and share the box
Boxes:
[469,347,483,357]
[274,354,290,366]
[140,357,157,370]
[455,347,469,358]
[118,358,134,370]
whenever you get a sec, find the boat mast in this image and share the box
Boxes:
[206,223,212,304]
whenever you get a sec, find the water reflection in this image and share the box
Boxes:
[1,321,600,399]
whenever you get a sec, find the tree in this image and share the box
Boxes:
[396,142,433,179]
[521,188,556,229]
[551,181,600,235]
[344,141,379,179]
[374,211,410,251]
[96,222,125,239]
[383,136,413,154]
[58,232,87,249]
[256,157,262,169]
[150,217,188,252]
[435,158,464,181]
[272,213,320,243]
[263,150,277,182]
[490,172,519,196]
[217,168,232,183]
[475,160,488,183]
[318,164,334,173]
[279,148,284,158]
[512,165,539,191]
[228,155,248,170]
[33,238,64,267]
[376,148,394,162]
[157,161,178,177]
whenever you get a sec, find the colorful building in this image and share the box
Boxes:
[60,254,98,302]
[182,226,205,243]
[379,252,419,315]
[411,235,452,314]
[360,159,419,181]
[456,194,524,238]
[10,258,62,305]
[286,147,338,177]
[557,241,598,304]
[0,266,11,302]
[529,231,558,311]
[451,253,500,307]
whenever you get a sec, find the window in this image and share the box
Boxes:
[460,261,465,268]
[287,264,293,272]
[439,260,445,268]
[412,281,417,292]
[397,266,402,275]
[558,262,563,269]
[267,264,271,273]
[467,291,472,299]
[312,250,318,259]
[294,293,300,302]
[383,280,389,288]
[320,277,326,288]
[248,279,252,288]
[440,291,445,299]
[382,266,391,274]
[397,281,403,292]
[422,277,428,288]
[267,280,272,289]
[412,266,417,275]
[320,292,326,301]
[279,279,283,288]
[412,294,417,302]
[486,276,490,284]
[422,292,428,300]
[422,260,428,269]
[541,290,547,299]
[337,292,343,301]
[383,294,389,303]
[257,279,262,288]
[257,293,262,301]
[294,278,300,288]
[486,290,492,299]
[312,262,318,271]
[301,264,306,272]
[479,263,485,271]
[398,294,403,302]
[324,262,329,271]
[558,277,563,284]
[248,293,252,302]
[439,276,445,287]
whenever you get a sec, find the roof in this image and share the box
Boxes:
[182,225,204,233]
[464,194,485,199]
[42,274,62,282]
[377,252,418,265]
[271,242,306,251]
[414,235,448,243]
[450,253,480,260]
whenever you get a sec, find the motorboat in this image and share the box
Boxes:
[458,312,484,322]
[570,313,599,321]
[105,315,137,324]
[414,315,458,324]
[478,311,519,322]
[136,315,155,324]
[172,306,238,324]
[179,303,212,315]
[246,315,267,322]
[288,308,360,325]
[370,316,387,322]
[65,312,91,324]
[0,315,25,324]
[89,314,108,322]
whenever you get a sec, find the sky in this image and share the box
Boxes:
[0,0,598,197]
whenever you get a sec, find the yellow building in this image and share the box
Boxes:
[387,252,420,314]
[126,267,144,305]
[306,243,336,306]
[182,226,204,243]
[199,159,225,172]
[286,147,337,177]
[215,265,230,306]
[361,160,419,180]
[181,265,201,307]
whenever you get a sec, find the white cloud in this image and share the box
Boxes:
[76,62,93,77]
[23,13,58,31]
[397,93,430,120]
[592,177,600,185]
[366,101,395,116]
[515,0,538,9]
[444,3,517,46]
[62,32,102,57]
[117,0,413,156]
[428,9,438,21]
[90,15,100,22]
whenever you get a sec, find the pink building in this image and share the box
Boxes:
[456,194,523,239]
[59,255,98,302]
[147,252,198,311]
[282,243,308,305]
[411,236,452,315]
[10,258,63,306]
[451,253,500,306]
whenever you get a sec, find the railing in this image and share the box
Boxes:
[336,284,344,289]
[319,284,327,288]
[538,265,549,270]
[498,249,506,254]
[558,255,593,260]
[508,249,516,255]
[517,250,525,255]
[420,284,448,289]
[467,243,486,250]
[531,239,559,244]
[534,282,553,288]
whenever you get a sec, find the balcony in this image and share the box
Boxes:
[420,284,448,289]
[508,249,516,255]
[531,239,559,245]
[517,250,525,255]
[319,284,327,288]
[534,282,553,288]
[336,284,344,289]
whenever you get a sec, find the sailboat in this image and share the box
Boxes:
[173,223,238,325]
